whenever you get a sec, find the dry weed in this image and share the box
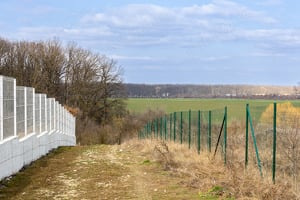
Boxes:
[126,139,297,199]
[153,141,179,170]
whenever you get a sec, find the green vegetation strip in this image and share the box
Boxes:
[127,98,300,121]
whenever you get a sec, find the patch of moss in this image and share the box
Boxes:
[198,186,234,200]
[142,160,151,164]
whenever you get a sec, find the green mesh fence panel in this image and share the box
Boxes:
[210,109,226,159]
[138,101,300,187]
[190,110,197,149]
[200,110,210,152]
[248,105,272,178]
[272,103,300,189]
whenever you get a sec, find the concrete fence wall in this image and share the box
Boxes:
[0,75,76,180]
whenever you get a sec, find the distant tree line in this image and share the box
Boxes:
[0,37,126,125]
[125,84,297,99]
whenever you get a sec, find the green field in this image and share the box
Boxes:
[126,98,300,121]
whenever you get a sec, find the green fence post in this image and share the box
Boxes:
[273,102,277,184]
[247,105,263,177]
[152,121,155,138]
[149,122,151,138]
[198,110,201,154]
[180,111,183,144]
[145,123,147,138]
[174,112,177,142]
[157,119,160,138]
[164,116,167,140]
[170,113,172,141]
[153,120,155,138]
[147,123,149,138]
[245,104,249,168]
[152,120,154,138]
[155,119,158,138]
[158,118,160,138]
[224,106,227,165]
[208,110,212,152]
[189,109,191,149]
[160,117,163,139]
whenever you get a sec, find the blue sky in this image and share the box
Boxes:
[0,0,300,85]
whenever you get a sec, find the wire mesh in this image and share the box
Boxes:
[3,77,15,139]
[138,101,300,191]
[16,86,25,138]
[26,87,34,135]
[200,110,210,152]
[55,102,59,131]
[272,102,300,190]
[47,98,51,131]
[250,105,273,178]
[190,110,199,150]
[146,108,227,158]
[50,99,55,131]
[35,94,41,134]
[40,94,46,133]
[211,109,227,159]
[0,75,76,142]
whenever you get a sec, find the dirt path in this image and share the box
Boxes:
[0,142,201,200]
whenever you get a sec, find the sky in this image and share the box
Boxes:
[0,0,300,85]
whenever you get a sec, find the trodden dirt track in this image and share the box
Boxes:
[0,142,201,200]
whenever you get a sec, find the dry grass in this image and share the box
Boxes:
[215,117,300,199]
[126,138,297,199]
[0,137,296,199]
[75,109,166,145]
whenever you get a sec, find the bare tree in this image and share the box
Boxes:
[0,38,127,144]
[64,43,99,110]
[64,43,126,124]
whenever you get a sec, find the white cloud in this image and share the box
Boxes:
[251,51,285,57]
[235,29,300,47]
[15,27,64,39]
[199,56,230,61]
[76,1,283,49]
[10,1,299,55]
[182,0,276,23]
[109,54,153,61]
[81,1,277,28]
[258,0,283,6]
[14,26,115,41]
[81,4,174,27]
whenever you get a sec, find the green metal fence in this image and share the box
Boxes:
[139,107,228,164]
[138,102,300,189]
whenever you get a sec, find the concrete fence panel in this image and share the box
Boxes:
[0,75,76,180]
